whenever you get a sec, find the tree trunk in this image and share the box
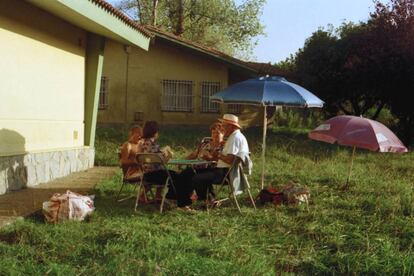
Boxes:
[371,101,385,120]
[136,0,142,24]
[175,0,184,36]
[338,103,352,115]
[151,0,158,26]
[402,117,413,147]
[350,98,361,116]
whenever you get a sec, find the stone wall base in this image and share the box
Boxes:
[0,147,94,195]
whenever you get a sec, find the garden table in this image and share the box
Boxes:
[167,159,213,170]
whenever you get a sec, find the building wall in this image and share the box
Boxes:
[0,1,94,194]
[0,0,86,156]
[99,39,230,125]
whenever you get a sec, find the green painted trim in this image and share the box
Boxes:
[84,33,105,147]
[27,0,149,50]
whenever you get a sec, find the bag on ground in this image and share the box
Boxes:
[42,190,95,223]
[281,182,310,205]
[256,186,283,206]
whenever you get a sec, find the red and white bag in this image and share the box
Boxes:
[42,190,95,223]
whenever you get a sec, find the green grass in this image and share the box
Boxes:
[1,126,414,275]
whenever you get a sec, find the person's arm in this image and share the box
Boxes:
[120,143,137,167]
[218,152,235,165]
[186,142,205,160]
[186,151,198,160]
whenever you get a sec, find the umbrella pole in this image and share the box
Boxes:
[345,146,356,189]
[261,106,267,189]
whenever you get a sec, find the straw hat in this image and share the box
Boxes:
[218,114,241,129]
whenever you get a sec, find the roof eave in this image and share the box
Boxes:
[27,0,150,50]
[153,32,258,73]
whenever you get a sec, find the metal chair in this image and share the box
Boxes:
[134,153,176,213]
[200,136,212,144]
[116,145,143,202]
[208,157,256,213]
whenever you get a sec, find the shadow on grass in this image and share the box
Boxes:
[91,182,263,219]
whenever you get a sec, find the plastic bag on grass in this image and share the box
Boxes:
[42,190,95,223]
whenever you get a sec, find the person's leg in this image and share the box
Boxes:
[175,168,197,207]
[192,168,227,200]
[144,170,175,200]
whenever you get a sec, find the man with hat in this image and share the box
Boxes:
[192,114,250,203]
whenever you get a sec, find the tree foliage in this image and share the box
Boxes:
[116,0,265,57]
[370,0,414,144]
[280,0,414,145]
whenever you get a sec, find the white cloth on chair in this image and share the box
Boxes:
[228,153,253,194]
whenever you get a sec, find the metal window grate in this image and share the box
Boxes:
[161,80,193,112]
[227,104,242,114]
[99,76,109,109]
[201,81,220,113]
[134,111,144,122]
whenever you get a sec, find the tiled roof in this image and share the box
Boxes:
[145,25,258,73]
[91,0,153,38]
[246,62,289,77]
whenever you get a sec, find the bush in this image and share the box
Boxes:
[272,108,324,129]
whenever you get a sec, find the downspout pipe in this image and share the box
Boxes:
[124,45,131,125]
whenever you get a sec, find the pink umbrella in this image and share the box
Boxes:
[309,115,408,188]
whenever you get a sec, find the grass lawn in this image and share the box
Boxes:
[1,126,413,275]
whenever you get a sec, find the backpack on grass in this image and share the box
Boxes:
[256,182,310,207]
[256,187,283,206]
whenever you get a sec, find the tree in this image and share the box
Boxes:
[290,23,389,119]
[278,0,413,145]
[116,0,266,57]
[370,0,414,145]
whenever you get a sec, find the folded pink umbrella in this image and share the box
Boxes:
[309,115,408,189]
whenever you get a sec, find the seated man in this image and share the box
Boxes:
[191,114,249,203]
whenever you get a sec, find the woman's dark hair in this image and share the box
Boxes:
[143,121,159,139]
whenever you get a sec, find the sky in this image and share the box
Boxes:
[107,0,382,63]
[255,0,379,63]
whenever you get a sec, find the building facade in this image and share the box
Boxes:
[0,0,150,194]
[98,26,261,126]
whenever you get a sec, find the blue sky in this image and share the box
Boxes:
[255,0,380,63]
[107,0,383,63]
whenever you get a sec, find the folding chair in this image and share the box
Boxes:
[200,136,227,144]
[200,137,212,144]
[134,153,176,213]
[208,156,256,213]
[116,146,141,202]
[116,168,141,202]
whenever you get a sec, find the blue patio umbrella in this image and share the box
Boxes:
[211,76,324,188]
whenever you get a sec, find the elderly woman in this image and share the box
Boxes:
[186,122,224,163]
[180,122,225,201]
[139,121,194,211]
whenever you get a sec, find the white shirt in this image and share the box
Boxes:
[217,129,249,168]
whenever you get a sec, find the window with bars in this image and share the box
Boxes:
[201,81,220,113]
[227,104,242,114]
[161,80,193,112]
[99,76,109,109]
